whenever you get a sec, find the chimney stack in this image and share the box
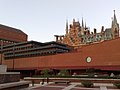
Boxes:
[101,26,104,33]
[54,35,59,42]
[88,30,90,35]
[94,28,97,34]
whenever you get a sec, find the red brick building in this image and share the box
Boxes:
[55,10,119,46]
[0,11,120,77]
[0,24,28,46]
[2,38,120,76]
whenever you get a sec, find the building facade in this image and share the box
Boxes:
[2,38,120,76]
[0,11,120,77]
[0,24,28,46]
[55,10,119,46]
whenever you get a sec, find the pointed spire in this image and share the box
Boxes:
[66,19,68,34]
[112,10,119,39]
[113,10,117,23]
[113,10,115,13]
[85,21,86,29]
[82,17,84,27]
[111,17,114,28]
[81,17,85,35]
[111,10,118,29]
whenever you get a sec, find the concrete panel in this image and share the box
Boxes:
[0,65,7,73]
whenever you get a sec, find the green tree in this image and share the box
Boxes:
[41,69,50,77]
[81,81,93,88]
[58,69,69,76]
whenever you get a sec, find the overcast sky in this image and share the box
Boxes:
[0,0,120,42]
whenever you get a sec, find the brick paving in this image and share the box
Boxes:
[30,83,100,90]
[48,83,70,86]
[21,82,120,90]
[33,86,63,90]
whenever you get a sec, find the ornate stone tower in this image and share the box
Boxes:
[54,11,119,47]
[62,19,82,46]
[111,10,119,39]
[54,19,88,46]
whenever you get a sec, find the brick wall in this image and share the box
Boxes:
[3,38,120,70]
[0,25,28,42]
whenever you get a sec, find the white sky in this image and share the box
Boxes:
[0,0,120,42]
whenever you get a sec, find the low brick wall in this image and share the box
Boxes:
[24,77,120,84]
[0,74,20,84]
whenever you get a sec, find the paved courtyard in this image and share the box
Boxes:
[20,82,120,90]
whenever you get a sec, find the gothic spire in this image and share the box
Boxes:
[111,17,113,28]
[82,17,84,27]
[113,10,117,23]
[111,10,118,28]
[66,19,68,34]
[85,21,86,29]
